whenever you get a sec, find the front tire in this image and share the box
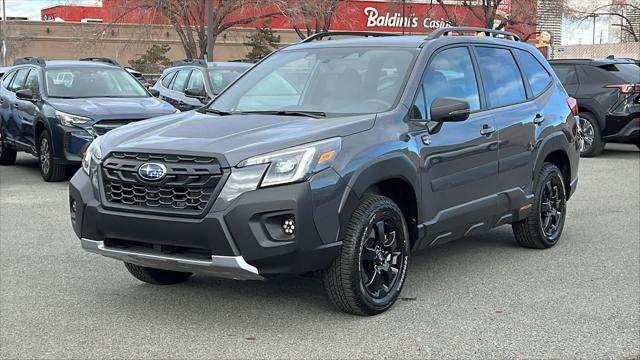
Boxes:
[578,112,604,157]
[321,194,410,315]
[38,130,66,182]
[124,262,193,285]
[0,123,17,165]
[512,163,567,249]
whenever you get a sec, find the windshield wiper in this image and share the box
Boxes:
[203,108,234,116]
[242,110,326,119]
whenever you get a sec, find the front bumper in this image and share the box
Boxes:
[69,166,347,278]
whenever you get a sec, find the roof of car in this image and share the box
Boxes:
[207,62,252,69]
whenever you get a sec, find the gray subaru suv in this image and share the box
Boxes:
[70,28,580,315]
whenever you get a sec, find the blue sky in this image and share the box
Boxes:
[3,0,612,45]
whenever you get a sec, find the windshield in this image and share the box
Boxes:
[45,67,149,98]
[210,47,418,115]
[208,68,247,95]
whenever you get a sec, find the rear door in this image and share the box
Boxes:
[475,47,553,212]
[15,68,42,146]
[413,46,500,247]
[6,68,30,145]
[0,70,17,141]
[169,69,193,111]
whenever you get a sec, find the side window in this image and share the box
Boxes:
[515,49,552,96]
[2,71,16,89]
[171,70,191,92]
[423,47,481,117]
[161,71,176,88]
[475,47,527,108]
[186,70,205,93]
[8,69,30,92]
[24,69,40,94]
[551,65,578,85]
[411,86,427,120]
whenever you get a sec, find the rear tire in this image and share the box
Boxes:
[512,163,567,249]
[321,194,410,315]
[578,112,604,157]
[124,262,193,285]
[38,130,66,182]
[0,123,17,165]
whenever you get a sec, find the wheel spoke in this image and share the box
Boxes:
[362,246,376,262]
[375,221,386,245]
[383,230,397,250]
[540,201,552,213]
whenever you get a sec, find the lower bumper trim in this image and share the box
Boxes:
[80,238,263,280]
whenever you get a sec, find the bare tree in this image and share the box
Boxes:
[105,0,280,59]
[564,1,639,42]
[280,0,348,40]
[433,0,537,36]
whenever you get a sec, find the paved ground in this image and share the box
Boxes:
[1,144,639,359]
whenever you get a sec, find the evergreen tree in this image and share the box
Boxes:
[245,21,281,60]
[128,44,172,74]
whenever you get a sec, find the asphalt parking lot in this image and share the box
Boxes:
[1,144,639,359]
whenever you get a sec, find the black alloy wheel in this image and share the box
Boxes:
[360,217,405,299]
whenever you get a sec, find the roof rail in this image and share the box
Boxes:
[80,57,120,66]
[300,31,399,43]
[229,58,259,64]
[14,57,46,66]
[170,58,208,67]
[427,27,521,42]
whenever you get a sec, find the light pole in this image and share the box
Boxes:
[402,0,406,35]
[587,14,598,57]
[2,0,6,66]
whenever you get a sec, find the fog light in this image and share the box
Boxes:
[282,218,295,235]
[70,199,77,220]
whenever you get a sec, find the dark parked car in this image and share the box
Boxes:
[152,59,251,111]
[70,28,580,315]
[0,57,177,181]
[549,58,639,156]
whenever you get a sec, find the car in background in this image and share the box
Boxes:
[153,59,251,111]
[0,57,177,181]
[549,58,639,156]
[125,67,152,88]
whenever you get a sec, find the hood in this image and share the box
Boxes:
[47,97,176,121]
[100,110,375,166]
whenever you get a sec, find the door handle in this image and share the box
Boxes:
[480,124,496,136]
[533,113,544,125]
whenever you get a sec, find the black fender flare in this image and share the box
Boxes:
[532,130,571,183]
[337,153,421,238]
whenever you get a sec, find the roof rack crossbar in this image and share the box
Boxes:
[170,58,208,67]
[14,57,46,66]
[300,31,399,43]
[80,57,120,66]
[427,27,521,42]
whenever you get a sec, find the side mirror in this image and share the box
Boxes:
[16,89,39,102]
[430,97,470,123]
[148,88,160,97]
[185,87,207,101]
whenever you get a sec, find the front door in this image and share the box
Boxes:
[412,46,500,248]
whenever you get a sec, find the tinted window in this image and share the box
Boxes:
[24,69,40,94]
[515,49,551,96]
[171,70,190,91]
[9,69,29,92]
[411,86,427,120]
[423,47,480,117]
[2,71,15,89]
[45,68,148,98]
[208,68,246,95]
[551,65,578,85]
[475,47,527,107]
[601,63,640,82]
[186,70,205,93]
[161,71,176,88]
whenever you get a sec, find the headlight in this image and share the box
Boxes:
[82,136,103,176]
[238,138,341,187]
[55,110,91,126]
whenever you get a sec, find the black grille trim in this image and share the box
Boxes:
[100,152,226,217]
[92,119,144,136]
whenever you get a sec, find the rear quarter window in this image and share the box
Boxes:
[161,71,176,88]
[551,65,578,85]
[515,49,552,96]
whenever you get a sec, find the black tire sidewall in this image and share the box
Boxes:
[353,201,410,313]
[579,112,604,157]
[534,166,567,246]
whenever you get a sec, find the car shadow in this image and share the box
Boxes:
[94,226,523,321]
[597,143,640,159]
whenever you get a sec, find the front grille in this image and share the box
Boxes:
[101,152,224,217]
[93,119,144,136]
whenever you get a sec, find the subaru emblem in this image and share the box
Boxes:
[138,162,167,181]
